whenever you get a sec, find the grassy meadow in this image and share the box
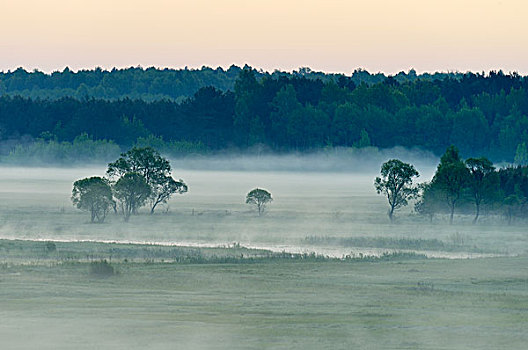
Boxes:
[0,166,526,256]
[0,165,527,349]
[0,248,526,349]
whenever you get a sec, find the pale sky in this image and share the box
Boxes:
[1,0,527,74]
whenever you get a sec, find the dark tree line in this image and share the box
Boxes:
[376,146,528,224]
[1,67,528,162]
[416,147,528,224]
[0,66,243,102]
[0,65,457,101]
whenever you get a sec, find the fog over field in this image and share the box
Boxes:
[1,152,527,350]
[0,151,524,257]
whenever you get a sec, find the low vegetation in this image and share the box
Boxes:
[0,239,432,265]
[304,236,483,253]
[1,252,527,349]
[89,259,116,277]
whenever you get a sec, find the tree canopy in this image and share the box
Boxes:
[1,67,528,162]
[246,188,273,216]
[417,147,528,224]
[113,172,151,222]
[107,147,187,214]
[431,146,470,224]
[374,159,419,222]
[71,177,114,223]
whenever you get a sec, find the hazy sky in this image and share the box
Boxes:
[1,0,527,74]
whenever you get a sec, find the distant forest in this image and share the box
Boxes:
[0,65,527,163]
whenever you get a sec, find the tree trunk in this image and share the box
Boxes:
[449,204,455,225]
[472,203,480,224]
[388,205,395,223]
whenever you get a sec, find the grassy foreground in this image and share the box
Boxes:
[0,240,527,349]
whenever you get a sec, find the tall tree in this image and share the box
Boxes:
[374,159,419,222]
[113,173,151,221]
[71,177,114,223]
[515,142,528,166]
[107,147,187,214]
[432,146,470,224]
[450,107,489,156]
[233,68,262,147]
[465,157,498,223]
[414,182,442,223]
[149,176,188,214]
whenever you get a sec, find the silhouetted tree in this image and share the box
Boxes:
[71,177,114,223]
[149,176,188,214]
[465,157,498,223]
[431,146,470,224]
[107,147,187,214]
[246,188,273,216]
[113,173,151,221]
[374,159,419,222]
[414,182,442,223]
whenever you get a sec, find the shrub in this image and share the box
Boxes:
[45,241,57,253]
[89,260,115,277]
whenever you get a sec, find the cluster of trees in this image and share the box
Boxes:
[72,146,274,221]
[376,146,528,224]
[72,147,188,222]
[5,133,121,164]
[1,67,528,162]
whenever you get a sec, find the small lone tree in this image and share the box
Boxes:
[374,159,419,222]
[72,177,114,223]
[246,188,273,216]
[107,147,187,214]
[113,172,151,221]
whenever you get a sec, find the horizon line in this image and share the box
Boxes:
[1,64,527,78]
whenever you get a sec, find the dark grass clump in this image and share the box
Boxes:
[89,259,116,277]
[304,235,482,252]
[45,241,57,253]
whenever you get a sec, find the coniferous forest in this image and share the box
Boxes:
[1,66,527,163]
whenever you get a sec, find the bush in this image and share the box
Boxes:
[45,241,57,253]
[89,260,115,277]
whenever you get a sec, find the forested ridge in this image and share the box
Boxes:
[0,66,527,163]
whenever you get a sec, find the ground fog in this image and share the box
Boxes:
[0,154,525,257]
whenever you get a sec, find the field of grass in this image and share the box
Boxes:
[0,166,526,256]
[0,241,526,350]
[0,165,527,349]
